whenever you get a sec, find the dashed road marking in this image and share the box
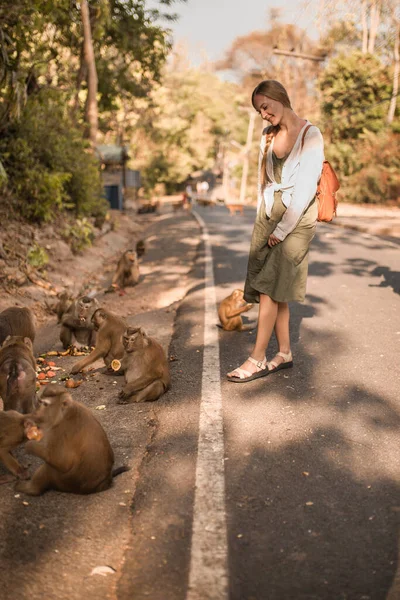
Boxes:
[187,211,228,600]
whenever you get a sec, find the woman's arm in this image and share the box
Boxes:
[273,126,324,241]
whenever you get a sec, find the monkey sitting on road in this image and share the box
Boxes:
[15,384,128,496]
[112,250,140,289]
[0,336,37,413]
[0,306,35,346]
[0,410,32,484]
[70,308,126,374]
[218,289,254,332]
[59,295,99,349]
[136,239,146,259]
[117,327,170,404]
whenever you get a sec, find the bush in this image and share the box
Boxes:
[0,92,108,222]
[62,218,95,254]
[27,244,49,268]
[338,131,400,205]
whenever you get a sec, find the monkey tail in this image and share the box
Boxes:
[112,465,130,478]
[7,360,20,396]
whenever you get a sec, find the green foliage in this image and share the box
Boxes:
[0,92,106,222]
[62,218,95,254]
[339,131,400,205]
[319,51,391,141]
[134,65,248,192]
[27,244,49,268]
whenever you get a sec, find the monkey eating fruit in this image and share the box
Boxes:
[59,295,99,349]
[15,384,128,496]
[217,289,254,332]
[70,309,126,374]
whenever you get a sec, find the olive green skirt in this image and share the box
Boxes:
[244,194,318,304]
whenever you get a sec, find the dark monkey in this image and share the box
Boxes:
[136,239,146,258]
[70,309,126,374]
[59,296,99,349]
[218,289,254,332]
[0,336,37,413]
[117,327,170,404]
[0,306,35,346]
[15,384,128,496]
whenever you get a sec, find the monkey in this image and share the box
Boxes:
[136,239,146,259]
[0,336,37,413]
[0,410,32,484]
[112,250,140,289]
[217,289,254,332]
[0,306,35,346]
[15,384,128,496]
[117,327,170,404]
[55,291,73,323]
[59,295,99,349]
[70,308,126,374]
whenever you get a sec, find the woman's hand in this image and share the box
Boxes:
[268,234,281,247]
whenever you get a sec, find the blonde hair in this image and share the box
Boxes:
[252,80,292,189]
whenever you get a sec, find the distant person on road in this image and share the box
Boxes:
[227,80,324,383]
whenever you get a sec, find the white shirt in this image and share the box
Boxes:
[257,121,324,241]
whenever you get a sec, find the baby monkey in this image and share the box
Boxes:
[218,289,254,332]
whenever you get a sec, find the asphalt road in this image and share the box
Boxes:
[118,204,400,600]
[1,205,399,600]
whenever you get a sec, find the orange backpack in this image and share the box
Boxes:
[301,125,340,222]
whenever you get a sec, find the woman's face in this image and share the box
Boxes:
[253,93,284,126]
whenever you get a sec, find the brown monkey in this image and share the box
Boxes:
[218,289,254,332]
[136,239,146,258]
[0,410,31,483]
[59,295,99,349]
[70,308,126,374]
[117,327,170,404]
[112,250,139,289]
[15,384,127,496]
[55,291,73,323]
[0,336,37,413]
[0,306,35,346]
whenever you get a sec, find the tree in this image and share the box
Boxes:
[81,0,98,144]
[319,50,391,141]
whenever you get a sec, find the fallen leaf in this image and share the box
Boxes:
[90,566,116,577]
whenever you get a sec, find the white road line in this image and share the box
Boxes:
[187,211,228,600]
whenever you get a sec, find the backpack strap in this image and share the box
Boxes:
[301,124,313,150]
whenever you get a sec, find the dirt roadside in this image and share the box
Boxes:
[0,206,202,600]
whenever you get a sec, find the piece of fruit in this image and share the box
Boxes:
[111,359,121,371]
[46,371,56,378]
[26,425,43,441]
[37,372,46,381]
[65,379,83,389]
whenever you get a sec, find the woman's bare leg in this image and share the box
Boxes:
[228,294,278,377]
[271,302,291,366]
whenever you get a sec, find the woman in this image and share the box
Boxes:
[227,80,324,383]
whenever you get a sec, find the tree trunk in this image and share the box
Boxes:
[388,16,400,124]
[81,0,98,145]
[361,0,369,53]
[368,0,381,54]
